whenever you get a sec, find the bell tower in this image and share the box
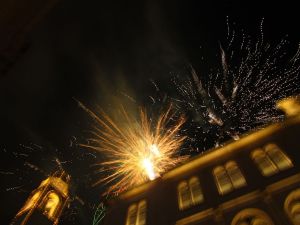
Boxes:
[10,170,71,225]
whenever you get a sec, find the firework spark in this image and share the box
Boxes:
[174,20,300,150]
[79,102,187,195]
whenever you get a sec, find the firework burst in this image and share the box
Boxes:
[79,102,187,195]
[173,20,300,150]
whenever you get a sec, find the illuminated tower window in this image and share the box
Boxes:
[251,143,293,176]
[213,161,246,195]
[126,200,147,225]
[177,177,203,210]
[40,191,61,220]
[231,208,275,225]
[11,170,70,225]
[284,189,300,225]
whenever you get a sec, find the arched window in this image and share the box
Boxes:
[137,200,146,225]
[226,161,247,189]
[178,181,191,210]
[231,208,275,225]
[126,200,147,225]
[189,177,204,205]
[213,166,233,195]
[251,144,293,176]
[126,204,137,225]
[41,192,61,220]
[213,161,246,195]
[251,149,278,176]
[265,144,293,170]
[177,177,203,210]
[284,189,300,225]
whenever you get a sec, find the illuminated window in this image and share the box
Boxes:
[231,208,275,225]
[41,192,61,220]
[178,177,203,210]
[213,166,233,195]
[137,201,146,225]
[126,204,137,225]
[265,144,293,170]
[251,144,292,177]
[284,189,300,225]
[213,161,246,195]
[126,200,147,225]
[226,161,247,189]
[251,149,278,176]
[189,177,204,205]
[178,181,191,210]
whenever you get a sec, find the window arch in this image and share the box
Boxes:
[265,144,293,170]
[251,144,293,177]
[126,200,147,225]
[126,204,137,225]
[137,200,146,225]
[178,181,191,210]
[189,177,203,205]
[284,189,300,225]
[213,166,233,195]
[226,161,247,189]
[231,208,275,225]
[40,191,61,220]
[251,149,278,176]
[177,177,203,210]
[213,161,246,195]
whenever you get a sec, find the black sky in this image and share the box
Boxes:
[0,0,300,224]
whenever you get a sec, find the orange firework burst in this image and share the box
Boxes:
[79,102,187,195]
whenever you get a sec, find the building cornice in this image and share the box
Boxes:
[119,100,300,200]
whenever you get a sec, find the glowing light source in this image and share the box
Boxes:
[79,102,187,195]
[149,144,160,156]
[142,158,155,181]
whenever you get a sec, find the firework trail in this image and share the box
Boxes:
[173,20,300,150]
[92,202,106,225]
[78,101,187,195]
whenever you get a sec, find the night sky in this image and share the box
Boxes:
[1,0,300,224]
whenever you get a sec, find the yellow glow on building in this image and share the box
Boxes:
[11,170,70,225]
[277,96,300,117]
[119,96,300,201]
